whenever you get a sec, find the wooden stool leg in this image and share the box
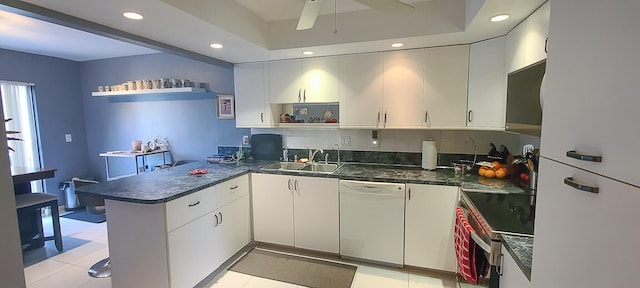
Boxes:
[50,201,63,251]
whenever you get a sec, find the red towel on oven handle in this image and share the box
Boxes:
[454,207,489,284]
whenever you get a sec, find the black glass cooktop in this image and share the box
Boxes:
[464,191,535,236]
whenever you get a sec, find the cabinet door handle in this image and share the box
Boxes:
[498,253,504,276]
[218,212,223,225]
[214,213,219,227]
[408,188,411,201]
[566,150,602,162]
[303,89,306,102]
[260,112,264,123]
[468,110,473,123]
[188,201,200,207]
[230,185,238,190]
[288,179,292,190]
[294,180,299,192]
[424,110,428,123]
[564,177,599,194]
[384,113,387,127]
[377,111,381,126]
[298,89,301,102]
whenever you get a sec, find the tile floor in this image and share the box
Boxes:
[25,215,485,288]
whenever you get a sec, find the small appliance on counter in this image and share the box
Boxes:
[421,140,437,170]
[250,134,283,160]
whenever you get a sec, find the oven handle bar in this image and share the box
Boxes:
[470,231,491,253]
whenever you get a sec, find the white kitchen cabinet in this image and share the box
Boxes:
[524,2,549,66]
[382,49,424,128]
[251,173,294,246]
[505,21,526,74]
[533,3,640,288]
[104,175,250,288]
[467,37,506,129]
[234,62,273,128]
[539,0,640,187]
[532,158,640,288]
[499,245,531,288]
[404,184,458,272]
[252,173,339,253]
[269,56,340,104]
[293,176,339,253]
[341,52,384,128]
[423,45,469,129]
[505,2,549,73]
[168,212,218,288]
[216,191,251,262]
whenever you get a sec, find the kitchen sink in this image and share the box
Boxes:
[262,162,307,171]
[261,162,342,174]
[300,163,341,173]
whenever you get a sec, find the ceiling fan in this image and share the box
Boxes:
[296,0,415,30]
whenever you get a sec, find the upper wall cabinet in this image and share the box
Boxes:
[505,2,550,73]
[235,62,273,128]
[341,52,384,128]
[468,37,507,129]
[269,56,341,104]
[423,45,469,129]
[382,49,425,128]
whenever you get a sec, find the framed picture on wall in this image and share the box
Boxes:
[216,94,235,119]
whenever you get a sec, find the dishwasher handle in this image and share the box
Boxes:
[340,189,404,198]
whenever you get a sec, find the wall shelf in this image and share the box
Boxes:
[92,87,206,97]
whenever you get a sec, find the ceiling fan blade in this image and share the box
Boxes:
[353,0,415,16]
[296,0,324,30]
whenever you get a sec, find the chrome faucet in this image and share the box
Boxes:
[465,136,477,166]
[305,146,324,163]
[334,143,341,164]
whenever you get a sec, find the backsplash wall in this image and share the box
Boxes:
[251,128,525,156]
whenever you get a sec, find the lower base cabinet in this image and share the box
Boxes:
[168,212,218,288]
[106,175,250,288]
[404,184,458,272]
[499,245,531,288]
[252,173,339,253]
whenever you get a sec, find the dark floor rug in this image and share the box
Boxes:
[61,210,106,223]
[229,249,357,288]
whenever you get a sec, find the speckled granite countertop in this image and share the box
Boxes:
[502,234,534,280]
[75,160,271,204]
[76,160,530,203]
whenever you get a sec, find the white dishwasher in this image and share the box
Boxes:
[339,180,406,266]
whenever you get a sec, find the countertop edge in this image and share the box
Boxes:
[501,234,533,281]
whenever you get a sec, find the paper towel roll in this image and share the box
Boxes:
[422,140,437,170]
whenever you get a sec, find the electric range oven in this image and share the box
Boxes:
[458,191,535,288]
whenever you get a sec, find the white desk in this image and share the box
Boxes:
[99,149,170,181]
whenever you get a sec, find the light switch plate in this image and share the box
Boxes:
[242,135,250,145]
[65,134,72,142]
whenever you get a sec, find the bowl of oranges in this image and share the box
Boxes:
[477,161,509,179]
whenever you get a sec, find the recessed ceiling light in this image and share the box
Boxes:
[490,14,510,22]
[391,42,404,48]
[303,51,314,55]
[122,12,143,20]
[210,43,223,49]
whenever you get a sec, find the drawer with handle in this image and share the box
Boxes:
[216,174,249,208]
[166,185,217,232]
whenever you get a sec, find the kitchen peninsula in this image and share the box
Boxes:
[76,160,533,287]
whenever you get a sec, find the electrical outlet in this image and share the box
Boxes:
[242,135,250,145]
[65,134,72,142]
[340,136,351,147]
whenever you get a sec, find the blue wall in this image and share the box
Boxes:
[0,48,90,199]
[80,53,249,182]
